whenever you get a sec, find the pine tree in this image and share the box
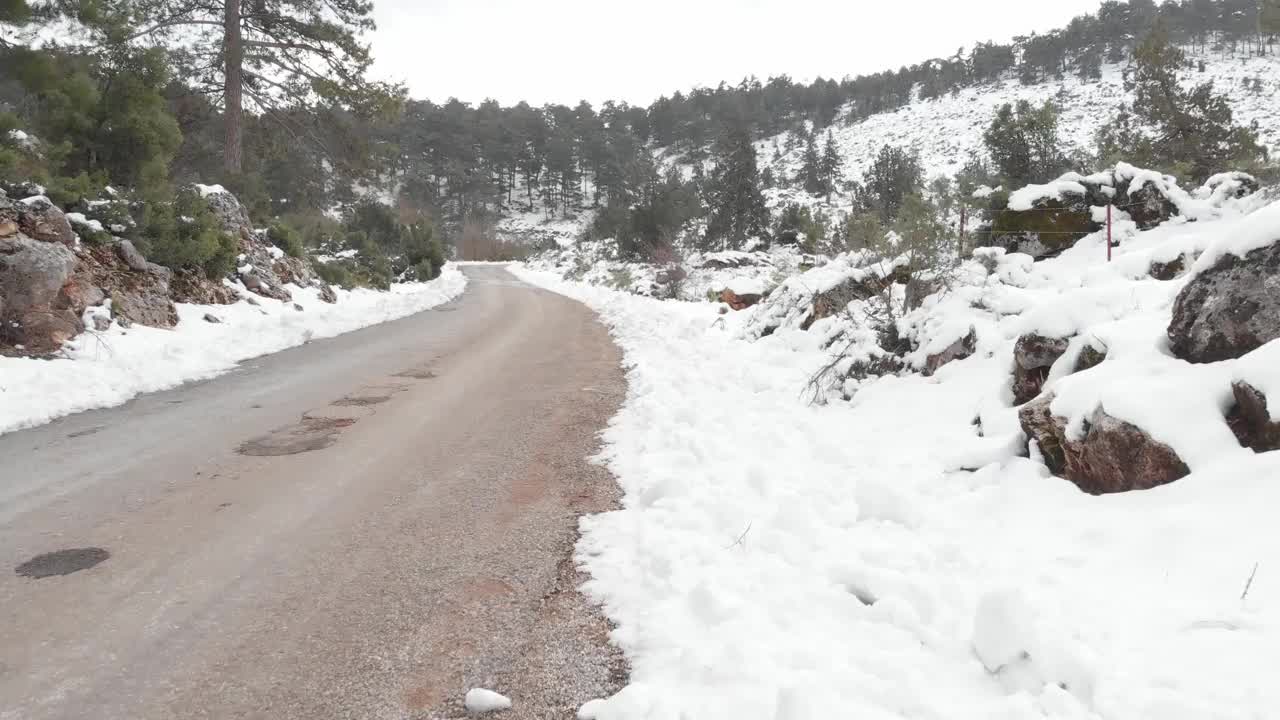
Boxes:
[99,0,401,175]
[799,133,823,195]
[851,145,923,222]
[820,131,842,197]
[1124,24,1266,180]
[983,101,1069,188]
[703,122,769,251]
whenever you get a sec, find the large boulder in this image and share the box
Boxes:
[991,186,1102,259]
[1227,381,1280,453]
[1168,239,1280,363]
[0,233,81,352]
[1126,180,1179,230]
[1020,394,1190,494]
[16,196,76,246]
[194,184,254,241]
[1011,334,1070,405]
[115,239,148,272]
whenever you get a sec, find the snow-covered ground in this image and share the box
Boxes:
[512,182,1280,719]
[0,266,467,435]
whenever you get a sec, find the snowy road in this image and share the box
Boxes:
[0,266,627,719]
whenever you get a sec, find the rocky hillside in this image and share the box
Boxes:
[0,184,336,357]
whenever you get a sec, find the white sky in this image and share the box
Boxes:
[370,0,1105,107]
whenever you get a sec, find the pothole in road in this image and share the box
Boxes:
[237,416,356,457]
[394,368,437,379]
[332,395,392,407]
[16,547,110,578]
[67,426,104,439]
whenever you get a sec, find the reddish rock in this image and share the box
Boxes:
[1020,394,1190,494]
[718,288,762,311]
[1227,381,1280,453]
[1011,333,1070,405]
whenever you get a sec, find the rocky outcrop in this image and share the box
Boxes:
[1020,394,1190,494]
[924,326,977,377]
[1226,381,1280,453]
[991,192,1100,259]
[194,185,333,303]
[1011,334,1070,405]
[110,263,178,329]
[169,269,238,305]
[1168,239,1280,363]
[16,196,75,246]
[0,232,81,352]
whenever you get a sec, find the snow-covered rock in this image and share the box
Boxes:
[463,688,512,714]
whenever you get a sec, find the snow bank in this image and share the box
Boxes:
[0,266,467,435]
[512,210,1280,720]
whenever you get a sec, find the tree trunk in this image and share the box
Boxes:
[223,0,244,175]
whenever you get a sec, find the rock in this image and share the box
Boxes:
[1149,254,1187,281]
[1074,342,1107,372]
[1125,180,1179,230]
[114,239,148,272]
[904,275,939,311]
[800,267,906,331]
[170,269,237,305]
[1020,394,1190,494]
[697,252,760,270]
[0,233,81,352]
[193,184,254,241]
[244,295,260,306]
[111,263,178,329]
[991,192,1099,259]
[56,276,106,311]
[1226,381,1280,453]
[718,288,762,311]
[203,313,222,324]
[91,314,111,331]
[317,283,337,304]
[924,326,977,377]
[16,196,76,246]
[1011,334,1070,405]
[0,219,17,238]
[240,270,292,302]
[292,303,304,312]
[1168,239,1280,363]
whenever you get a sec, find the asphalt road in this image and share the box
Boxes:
[0,265,628,719]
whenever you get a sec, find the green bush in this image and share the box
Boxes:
[314,259,356,288]
[267,221,305,258]
[139,189,237,278]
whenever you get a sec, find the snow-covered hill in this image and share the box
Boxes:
[506,48,1279,258]
[765,50,1280,203]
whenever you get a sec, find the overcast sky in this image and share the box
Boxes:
[370,0,1105,107]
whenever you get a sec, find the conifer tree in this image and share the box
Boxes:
[820,131,842,197]
[704,122,769,251]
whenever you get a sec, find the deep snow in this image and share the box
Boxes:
[512,180,1280,719]
[0,266,466,435]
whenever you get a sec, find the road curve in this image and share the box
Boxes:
[0,266,627,719]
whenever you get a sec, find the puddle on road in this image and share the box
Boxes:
[16,548,110,578]
[332,395,392,407]
[66,426,104,439]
